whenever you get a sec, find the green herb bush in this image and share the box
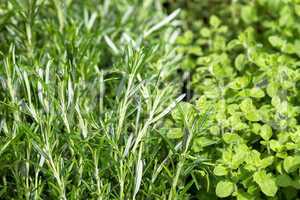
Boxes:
[0,1,190,199]
[166,0,300,199]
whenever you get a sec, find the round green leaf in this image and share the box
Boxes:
[241,5,258,24]
[259,156,274,168]
[276,174,293,187]
[240,98,255,113]
[269,140,283,152]
[209,15,221,28]
[253,170,278,197]
[251,123,261,135]
[241,99,261,121]
[266,82,278,97]
[283,156,300,173]
[245,112,261,122]
[214,165,228,176]
[230,76,250,90]
[166,128,183,139]
[250,87,265,98]
[268,35,284,48]
[260,124,272,141]
[216,181,235,198]
[223,133,243,144]
[200,27,211,38]
[235,54,247,71]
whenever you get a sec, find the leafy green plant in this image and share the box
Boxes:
[165,0,300,199]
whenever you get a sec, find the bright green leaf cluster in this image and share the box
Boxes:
[167,0,300,199]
